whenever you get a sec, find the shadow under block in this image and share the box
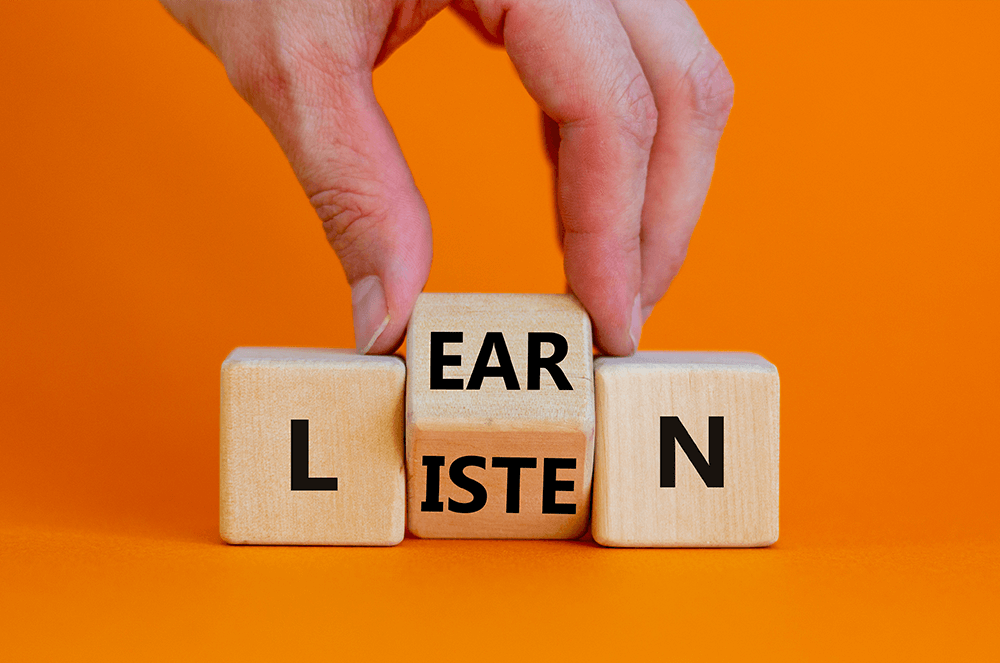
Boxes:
[220,348,406,545]
[592,352,779,547]
[406,293,595,539]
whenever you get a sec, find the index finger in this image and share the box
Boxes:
[470,0,656,355]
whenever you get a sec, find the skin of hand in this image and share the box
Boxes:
[161,0,733,356]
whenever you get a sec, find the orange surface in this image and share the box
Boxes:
[1,0,997,659]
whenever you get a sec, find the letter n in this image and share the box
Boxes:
[660,416,724,488]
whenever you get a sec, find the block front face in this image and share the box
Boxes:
[593,352,779,547]
[406,294,595,539]
[220,348,405,545]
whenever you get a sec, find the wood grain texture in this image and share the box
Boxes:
[593,352,779,547]
[220,348,405,545]
[406,293,595,539]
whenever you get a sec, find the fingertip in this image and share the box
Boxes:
[352,272,421,355]
[565,239,641,357]
[352,275,390,354]
[362,317,404,355]
[358,306,408,356]
[629,294,643,352]
[583,291,640,357]
[362,238,431,355]
[592,325,634,357]
[355,286,423,356]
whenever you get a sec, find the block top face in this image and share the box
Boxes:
[223,347,405,374]
[406,293,594,432]
[595,351,777,375]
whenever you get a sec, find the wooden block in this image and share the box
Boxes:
[220,348,405,545]
[592,352,779,547]
[405,293,595,539]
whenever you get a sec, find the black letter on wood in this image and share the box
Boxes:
[421,456,446,512]
[542,458,577,514]
[290,419,338,491]
[492,457,538,513]
[527,332,573,390]
[448,456,488,513]
[466,332,520,390]
[430,331,464,390]
[660,416,724,488]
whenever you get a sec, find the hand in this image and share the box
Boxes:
[162,0,733,355]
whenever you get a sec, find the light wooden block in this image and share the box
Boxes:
[593,352,779,547]
[220,348,405,545]
[406,293,595,539]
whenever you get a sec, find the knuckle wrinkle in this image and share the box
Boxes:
[311,187,388,258]
[618,71,659,151]
[688,51,735,132]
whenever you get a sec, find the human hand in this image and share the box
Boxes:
[162,0,733,355]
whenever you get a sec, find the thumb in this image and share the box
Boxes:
[239,61,431,355]
[163,0,433,354]
[301,73,432,355]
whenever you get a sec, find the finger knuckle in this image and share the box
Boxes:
[224,52,280,106]
[615,71,659,151]
[224,28,359,110]
[225,43,312,110]
[686,49,735,132]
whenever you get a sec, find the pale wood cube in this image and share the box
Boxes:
[593,352,779,547]
[406,293,595,539]
[220,348,405,545]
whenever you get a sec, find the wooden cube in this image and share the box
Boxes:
[405,293,595,539]
[220,348,405,545]
[592,352,779,547]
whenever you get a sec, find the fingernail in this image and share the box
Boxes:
[630,294,643,353]
[351,275,390,355]
[641,304,654,325]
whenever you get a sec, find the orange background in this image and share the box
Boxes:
[1,0,997,659]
